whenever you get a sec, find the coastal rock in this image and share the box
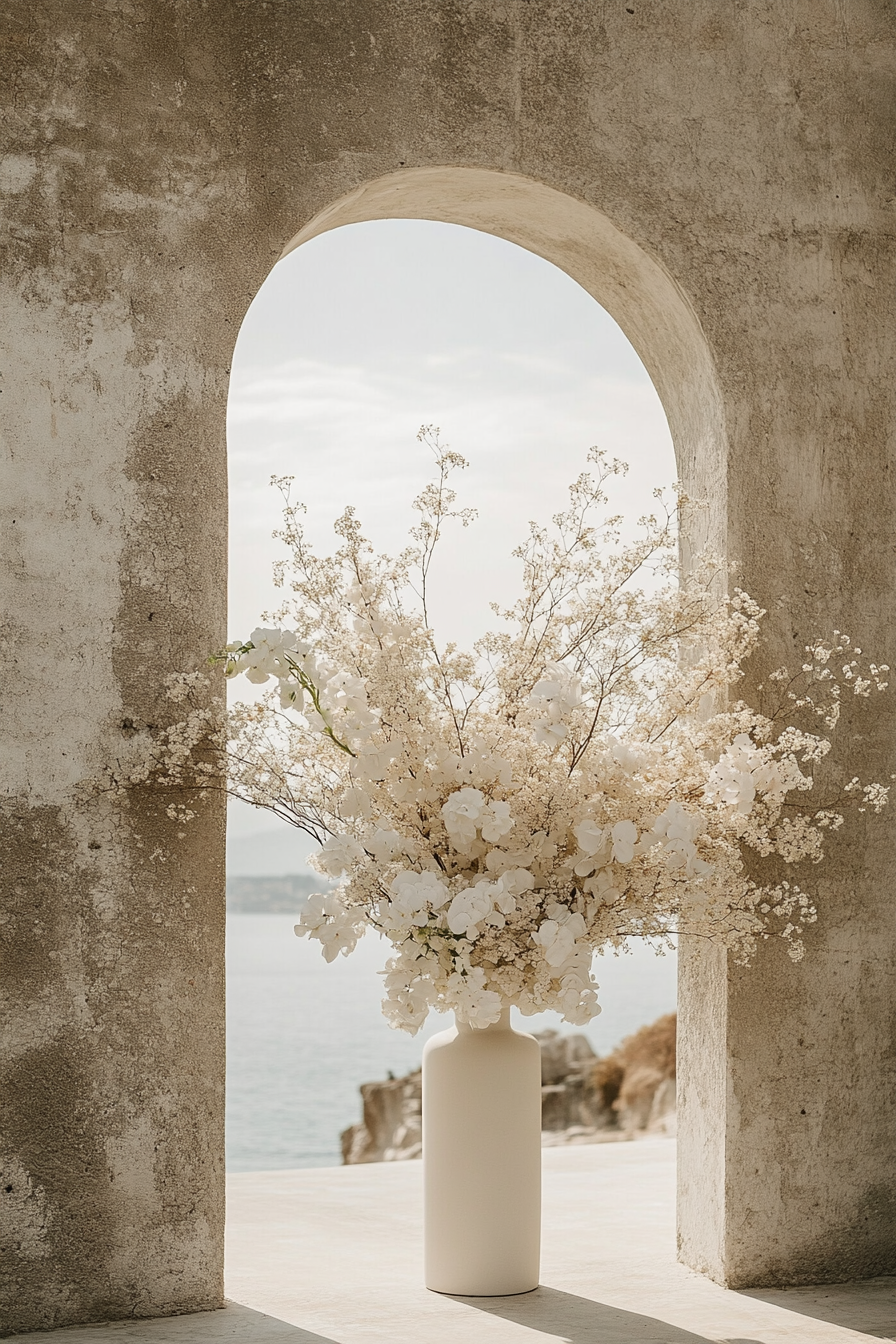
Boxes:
[608,1012,677,1137]
[341,1070,423,1163]
[537,1029,616,1136]
[341,1013,677,1162]
[537,1029,599,1085]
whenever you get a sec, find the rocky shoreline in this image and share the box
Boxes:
[341,1012,676,1163]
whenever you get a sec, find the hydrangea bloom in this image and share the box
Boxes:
[134,434,890,1032]
[294,891,365,962]
[315,834,365,877]
[531,908,588,967]
[446,968,503,1029]
[609,820,638,864]
[705,733,808,814]
[440,788,514,853]
[528,663,583,746]
[380,869,450,936]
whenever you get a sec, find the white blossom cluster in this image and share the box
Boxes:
[117,434,891,1034]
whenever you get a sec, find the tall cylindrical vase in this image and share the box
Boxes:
[422,1007,541,1295]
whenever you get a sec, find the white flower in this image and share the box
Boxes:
[323,671,368,715]
[278,679,305,711]
[573,819,606,876]
[529,664,582,714]
[381,948,438,1033]
[610,820,638,864]
[480,799,513,843]
[574,819,605,855]
[534,720,568,747]
[352,742,399,782]
[607,736,645,774]
[447,967,503,1028]
[485,845,537,874]
[441,789,514,853]
[380,869,451,936]
[339,786,372,819]
[647,802,712,879]
[392,868,451,908]
[529,662,582,747]
[242,628,301,684]
[442,787,486,850]
[706,734,804,815]
[532,909,588,967]
[151,444,880,1037]
[446,884,495,939]
[294,891,365,962]
[498,867,535,898]
[555,973,600,1025]
[312,834,365,877]
[705,736,758,813]
[319,671,379,736]
[447,874,522,938]
[583,870,621,907]
[367,828,402,864]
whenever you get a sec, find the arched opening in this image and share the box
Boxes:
[224,168,725,1176]
[6,9,889,1329]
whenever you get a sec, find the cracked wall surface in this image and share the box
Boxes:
[1,0,894,1331]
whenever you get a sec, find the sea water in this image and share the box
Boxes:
[226,913,678,1171]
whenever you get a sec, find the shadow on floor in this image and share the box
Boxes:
[450,1284,739,1343]
[739,1277,896,1341]
[5,1302,338,1344]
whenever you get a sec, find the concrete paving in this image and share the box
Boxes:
[8,1139,896,1343]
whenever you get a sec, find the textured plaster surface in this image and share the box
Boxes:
[1,0,895,1331]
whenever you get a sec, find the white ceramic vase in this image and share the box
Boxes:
[422,1006,541,1296]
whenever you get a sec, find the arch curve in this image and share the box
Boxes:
[282,166,726,553]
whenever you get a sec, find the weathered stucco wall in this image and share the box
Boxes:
[1,0,894,1330]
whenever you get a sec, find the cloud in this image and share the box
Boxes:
[227,351,674,655]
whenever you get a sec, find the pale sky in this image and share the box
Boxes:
[226,219,675,867]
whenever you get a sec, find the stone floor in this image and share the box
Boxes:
[9,1138,896,1343]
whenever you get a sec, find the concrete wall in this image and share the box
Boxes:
[1,0,893,1329]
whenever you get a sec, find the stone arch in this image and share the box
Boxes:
[2,4,894,1333]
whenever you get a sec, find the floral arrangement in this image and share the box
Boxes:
[129,431,889,1033]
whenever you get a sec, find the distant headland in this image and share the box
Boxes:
[226,873,329,914]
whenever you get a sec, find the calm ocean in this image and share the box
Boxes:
[225,913,678,1171]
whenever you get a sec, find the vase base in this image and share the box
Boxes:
[427,1281,540,1298]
